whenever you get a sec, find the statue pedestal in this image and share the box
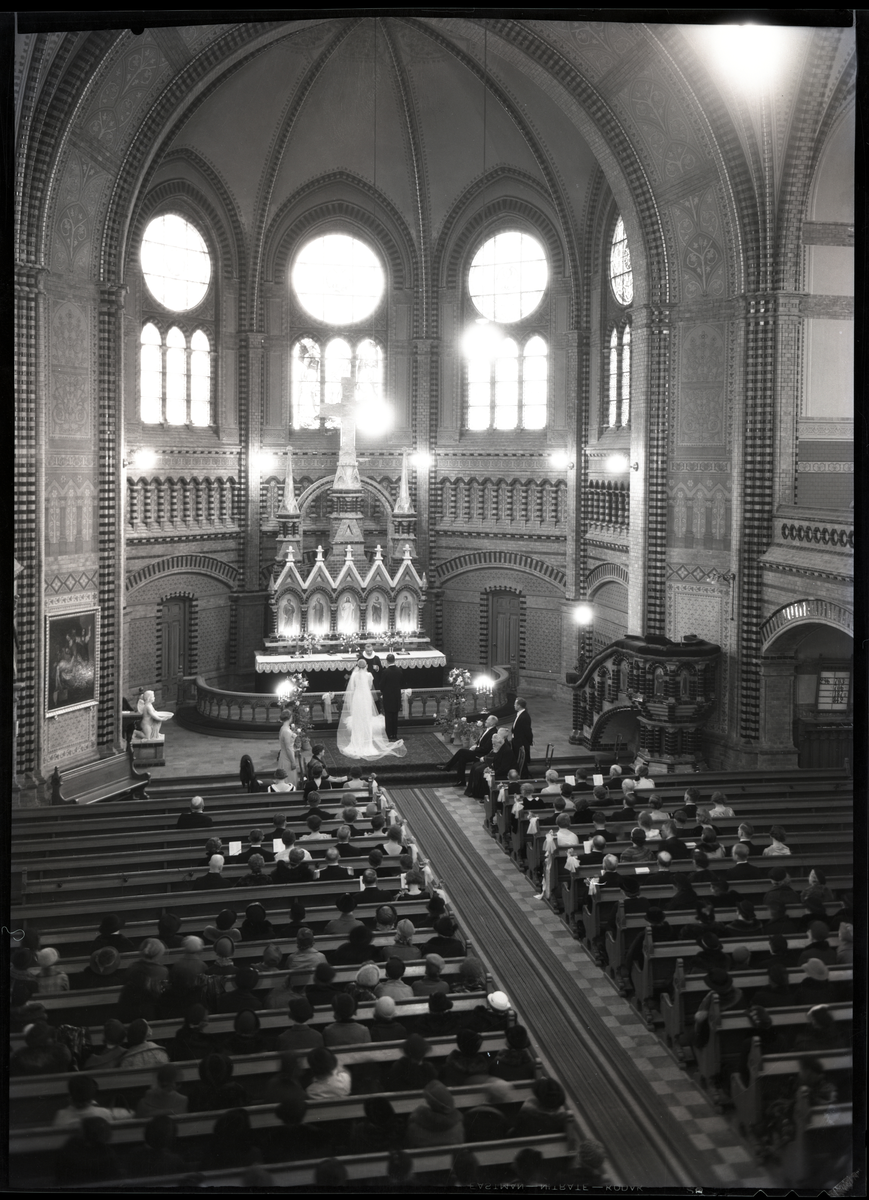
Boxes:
[131,738,166,767]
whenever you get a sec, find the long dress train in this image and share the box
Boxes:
[337,667,407,761]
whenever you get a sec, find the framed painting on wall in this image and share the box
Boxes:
[45,608,100,716]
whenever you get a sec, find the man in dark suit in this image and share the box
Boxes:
[378,653,403,742]
[442,714,498,786]
[511,698,533,778]
[176,796,213,829]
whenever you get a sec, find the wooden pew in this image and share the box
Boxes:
[47,751,151,806]
[11,786,371,827]
[730,1046,852,1135]
[631,934,842,1007]
[12,1130,577,1191]
[784,1096,852,1187]
[10,1027,509,1127]
[694,1001,852,1089]
[12,982,495,1053]
[28,957,475,1025]
[660,967,852,1046]
[604,901,819,974]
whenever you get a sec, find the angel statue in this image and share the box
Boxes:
[133,690,174,741]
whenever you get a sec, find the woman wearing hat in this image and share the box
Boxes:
[91,914,134,954]
[35,948,69,994]
[118,940,168,1022]
[73,946,123,991]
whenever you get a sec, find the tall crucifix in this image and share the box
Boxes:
[321,375,361,491]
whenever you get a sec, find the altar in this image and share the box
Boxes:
[254,648,446,693]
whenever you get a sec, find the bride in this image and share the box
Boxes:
[337,659,407,761]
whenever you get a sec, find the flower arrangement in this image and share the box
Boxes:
[385,631,410,652]
[435,668,475,736]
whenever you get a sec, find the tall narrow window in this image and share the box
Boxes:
[609,216,633,306]
[140,324,162,424]
[608,328,618,427]
[140,324,213,425]
[190,331,211,426]
[463,229,550,430]
[523,336,548,429]
[620,325,631,426]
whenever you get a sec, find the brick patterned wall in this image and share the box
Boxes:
[125,573,232,695]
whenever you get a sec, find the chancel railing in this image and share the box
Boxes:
[193,671,509,729]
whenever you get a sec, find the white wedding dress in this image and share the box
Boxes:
[337,664,407,761]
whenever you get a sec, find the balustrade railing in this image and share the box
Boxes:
[193,672,509,728]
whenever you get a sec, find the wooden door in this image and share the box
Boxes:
[489,592,520,672]
[161,599,188,690]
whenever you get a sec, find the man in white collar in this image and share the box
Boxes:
[361,642,382,676]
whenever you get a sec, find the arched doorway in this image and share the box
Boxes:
[760,618,853,770]
[161,598,190,697]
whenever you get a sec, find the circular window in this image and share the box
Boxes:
[609,216,634,305]
[291,234,385,324]
[140,214,212,311]
[468,231,548,323]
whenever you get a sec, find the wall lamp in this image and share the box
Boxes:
[123,449,157,470]
[549,452,575,470]
[572,603,594,626]
[706,569,737,620]
[605,453,640,473]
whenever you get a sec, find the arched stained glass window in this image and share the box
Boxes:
[141,214,211,311]
[468,231,548,322]
[291,337,385,430]
[610,215,633,305]
[291,234,384,324]
[190,330,211,427]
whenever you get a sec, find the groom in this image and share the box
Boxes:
[378,653,403,742]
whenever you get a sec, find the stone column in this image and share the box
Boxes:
[98,283,128,753]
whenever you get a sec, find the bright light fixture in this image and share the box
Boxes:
[550,451,573,470]
[573,604,594,626]
[700,23,793,94]
[473,674,495,692]
[356,395,394,438]
[411,451,433,470]
[131,448,157,470]
[605,454,629,473]
[462,319,503,361]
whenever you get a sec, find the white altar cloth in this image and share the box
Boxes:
[255,649,447,674]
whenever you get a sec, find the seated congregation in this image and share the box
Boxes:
[8,753,607,1190]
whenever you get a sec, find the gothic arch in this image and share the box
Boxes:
[435,550,566,592]
[126,554,240,594]
[759,599,853,654]
[264,172,418,296]
[128,176,241,288]
[586,563,630,593]
[297,476,395,520]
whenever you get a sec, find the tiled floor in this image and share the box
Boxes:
[413,781,774,1190]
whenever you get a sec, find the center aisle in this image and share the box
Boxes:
[391,784,772,1190]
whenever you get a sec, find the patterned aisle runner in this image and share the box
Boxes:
[391,784,773,1190]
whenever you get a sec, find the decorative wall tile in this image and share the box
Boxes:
[52,153,108,273]
[44,705,97,764]
[671,190,726,300]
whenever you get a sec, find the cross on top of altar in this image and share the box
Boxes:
[321,376,361,491]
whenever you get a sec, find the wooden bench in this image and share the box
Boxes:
[11,988,493,1054]
[48,750,150,807]
[631,934,842,1006]
[10,1026,508,1126]
[730,1046,853,1135]
[660,966,852,1045]
[784,1096,853,1188]
[694,1001,852,1089]
[604,901,820,974]
[14,785,371,824]
[28,957,476,1025]
[12,1129,576,1191]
